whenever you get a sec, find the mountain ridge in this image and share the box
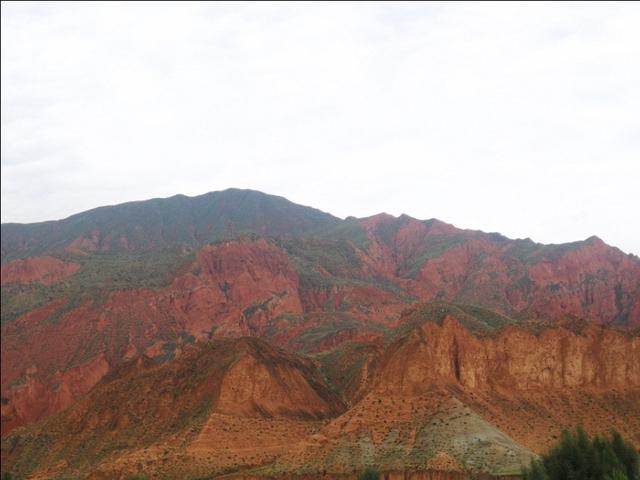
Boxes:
[2,188,633,261]
[1,188,342,262]
[1,188,639,468]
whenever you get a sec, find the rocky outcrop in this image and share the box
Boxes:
[0,353,109,434]
[170,239,304,338]
[215,338,345,419]
[359,308,640,456]
[1,337,344,479]
[355,214,640,327]
[376,314,639,394]
[525,237,640,327]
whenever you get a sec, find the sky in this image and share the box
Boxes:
[1,2,639,254]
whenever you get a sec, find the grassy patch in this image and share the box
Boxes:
[277,237,362,277]
[321,217,371,250]
[393,302,517,339]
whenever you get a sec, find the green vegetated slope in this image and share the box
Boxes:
[0,189,342,262]
[392,302,519,339]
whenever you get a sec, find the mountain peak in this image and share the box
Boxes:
[0,189,341,261]
[585,235,605,245]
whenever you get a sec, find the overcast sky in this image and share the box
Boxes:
[2,2,639,254]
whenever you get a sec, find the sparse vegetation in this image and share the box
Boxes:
[522,427,639,480]
[276,236,363,287]
[391,301,517,339]
[0,248,193,323]
[507,238,587,266]
[0,189,342,263]
[243,298,273,319]
[359,466,381,480]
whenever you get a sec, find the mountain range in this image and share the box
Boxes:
[1,188,639,479]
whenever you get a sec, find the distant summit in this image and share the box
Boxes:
[1,188,341,261]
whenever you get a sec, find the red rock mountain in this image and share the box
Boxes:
[2,306,637,479]
[1,189,639,478]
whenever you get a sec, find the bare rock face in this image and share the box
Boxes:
[357,309,640,461]
[355,215,640,327]
[1,337,344,479]
[215,338,344,419]
[0,354,109,434]
[0,256,80,285]
[170,239,304,338]
[376,314,640,394]
[524,238,640,327]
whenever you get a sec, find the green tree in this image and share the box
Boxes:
[522,427,639,480]
[612,431,640,480]
[359,466,380,480]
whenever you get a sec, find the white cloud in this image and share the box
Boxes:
[2,1,639,254]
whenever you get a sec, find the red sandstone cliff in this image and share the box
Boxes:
[2,305,639,478]
[375,314,639,393]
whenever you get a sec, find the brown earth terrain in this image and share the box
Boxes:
[1,306,637,479]
[1,189,639,478]
[0,256,81,286]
